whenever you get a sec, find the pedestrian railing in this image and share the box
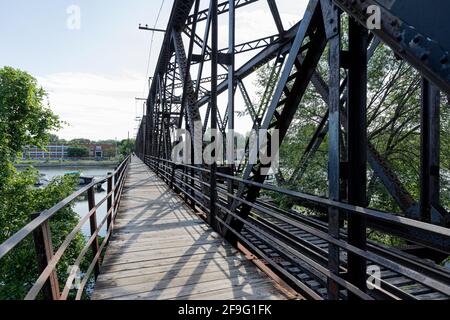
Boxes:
[0,156,131,300]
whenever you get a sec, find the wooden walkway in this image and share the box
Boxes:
[92,157,291,300]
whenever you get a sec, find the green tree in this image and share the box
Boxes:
[67,146,89,158]
[48,134,60,143]
[0,67,60,187]
[0,171,87,299]
[94,139,116,145]
[0,67,87,299]
[250,28,450,248]
[253,41,450,213]
[118,139,135,157]
[68,138,91,145]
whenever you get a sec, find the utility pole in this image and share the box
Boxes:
[115,137,118,159]
[128,131,131,155]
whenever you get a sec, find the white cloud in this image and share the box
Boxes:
[37,72,143,141]
[33,0,310,141]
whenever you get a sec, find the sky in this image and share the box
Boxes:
[0,0,307,141]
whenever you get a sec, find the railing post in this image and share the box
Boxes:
[87,187,100,278]
[31,212,60,300]
[114,169,119,212]
[107,173,113,232]
[209,0,218,231]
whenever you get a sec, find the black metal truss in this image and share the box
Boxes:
[188,34,281,63]
[135,0,450,300]
[333,0,450,95]
[186,0,259,25]
[227,0,328,238]
[173,74,228,89]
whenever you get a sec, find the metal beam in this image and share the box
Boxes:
[322,0,341,300]
[196,23,301,108]
[267,0,284,35]
[420,79,441,224]
[333,0,450,95]
[210,0,219,229]
[226,0,327,241]
[187,0,259,24]
[346,17,368,298]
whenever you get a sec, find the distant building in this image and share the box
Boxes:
[22,143,117,160]
[23,145,69,160]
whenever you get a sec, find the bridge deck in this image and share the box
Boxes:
[92,157,291,300]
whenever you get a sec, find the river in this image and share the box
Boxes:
[38,166,116,237]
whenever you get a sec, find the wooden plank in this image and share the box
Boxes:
[103,279,272,300]
[95,275,277,300]
[110,225,211,241]
[95,261,259,290]
[191,282,288,300]
[107,233,221,248]
[114,221,206,234]
[102,243,239,266]
[106,238,225,255]
[115,216,201,224]
[98,257,253,281]
[92,157,289,301]
[101,252,248,274]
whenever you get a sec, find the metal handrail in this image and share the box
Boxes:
[0,155,131,300]
[142,156,450,299]
[145,156,450,248]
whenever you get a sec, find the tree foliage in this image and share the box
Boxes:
[67,146,90,158]
[249,25,450,249]
[118,139,135,157]
[0,171,86,299]
[0,67,86,299]
[252,39,450,212]
[0,67,60,186]
[68,138,91,145]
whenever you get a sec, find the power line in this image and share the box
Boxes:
[142,0,166,96]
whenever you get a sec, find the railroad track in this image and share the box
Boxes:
[240,200,450,300]
[169,171,450,300]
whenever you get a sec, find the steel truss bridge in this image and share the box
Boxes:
[134,0,450,300]
[1,0,450,301]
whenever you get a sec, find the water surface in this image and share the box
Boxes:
[38,166,115,237]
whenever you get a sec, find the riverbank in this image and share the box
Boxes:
[15,159,120,168]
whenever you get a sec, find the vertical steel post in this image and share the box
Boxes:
[188,0,201,210]
[107,174,113,232]
[267,0,284,35]
[31,213,60,300]
[420,78,441,223]
[209,0,218,230]
[227,0,236,210]
[87,187,100,278]
[325,0,341,300]
[346,17,368,298]
[114,169,119,212]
